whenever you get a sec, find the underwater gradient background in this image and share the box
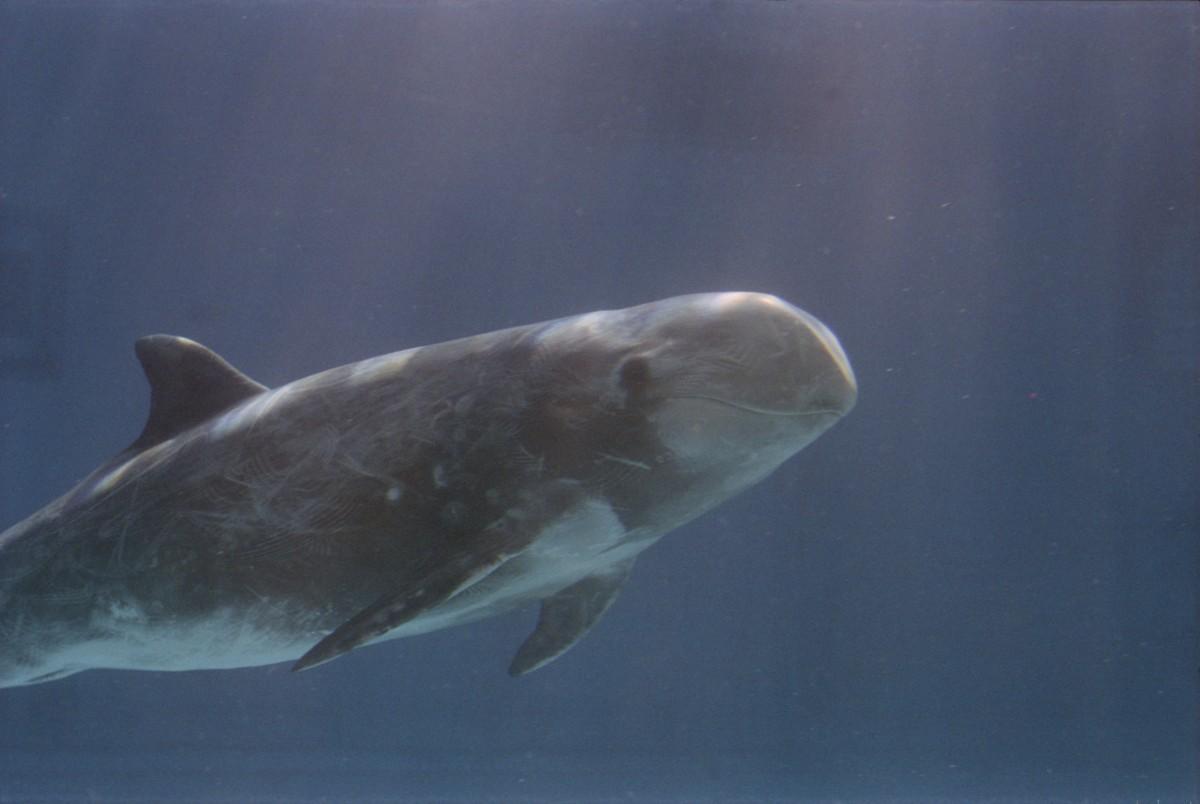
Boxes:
[0,1,1195,801]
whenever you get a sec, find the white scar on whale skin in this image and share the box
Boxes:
[0,292,856,687]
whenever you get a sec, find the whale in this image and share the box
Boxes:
[0,292,856,687]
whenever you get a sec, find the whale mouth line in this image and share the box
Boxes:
[668,395,846,418]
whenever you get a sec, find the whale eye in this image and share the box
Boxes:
[619,356,652,397]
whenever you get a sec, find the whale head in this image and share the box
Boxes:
[526,292,857,530]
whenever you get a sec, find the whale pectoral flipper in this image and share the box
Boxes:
[508,558,634,677]
[292,551,508,673]
[292,480,584,673]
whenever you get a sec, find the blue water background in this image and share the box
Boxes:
[0,1,1196,800]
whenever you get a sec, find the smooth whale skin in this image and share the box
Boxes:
[0,292,856,688]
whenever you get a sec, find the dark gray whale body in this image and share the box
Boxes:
[0,293,856,687]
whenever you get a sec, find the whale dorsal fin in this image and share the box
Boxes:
[128,335,268,453]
